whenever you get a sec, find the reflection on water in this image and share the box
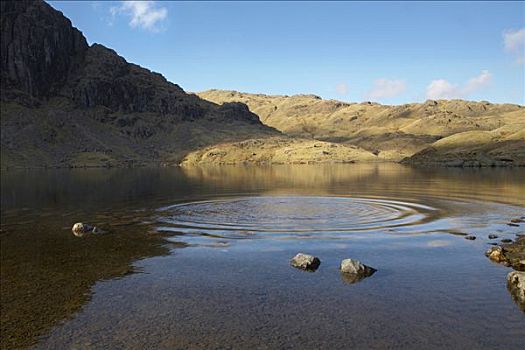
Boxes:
[1,164,524,349]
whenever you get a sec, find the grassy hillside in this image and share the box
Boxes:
[198,90,524,166]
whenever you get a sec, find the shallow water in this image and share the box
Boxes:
[1,164,524,349]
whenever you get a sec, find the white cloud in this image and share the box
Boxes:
[503,28,525,64]
[335,83,349,95]
[426,70,492,100]
[366,79,406,100]
[463,70,492,94]
[110,1,168,32]
[426,79,458,100]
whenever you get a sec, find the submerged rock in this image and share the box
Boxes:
[339,258,376,283]
[488,234,499,239]
[290,253,321,271]
[464,235,476,240]
[507,271,525,313]
[501,239,513,243]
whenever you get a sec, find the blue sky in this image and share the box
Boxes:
[48,1,525,105]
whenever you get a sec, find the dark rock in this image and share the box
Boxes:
[488,234,499,239]
[464,235,476,240]
[1,0,88,103]
[501,239,513,243]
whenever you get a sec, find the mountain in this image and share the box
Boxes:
[1,1,523,168]
[198,90,525,166]
[0,0,280,168]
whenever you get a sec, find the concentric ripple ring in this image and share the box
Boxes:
[156,196,439,237]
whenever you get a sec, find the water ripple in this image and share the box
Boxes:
[156,196,441,237]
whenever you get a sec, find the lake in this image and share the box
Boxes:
[1,164,524,349]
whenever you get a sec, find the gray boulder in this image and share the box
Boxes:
[290,253,320,271]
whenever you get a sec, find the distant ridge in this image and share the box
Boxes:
[198,90,525,166]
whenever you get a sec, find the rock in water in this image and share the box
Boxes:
[71,222,93,237]
[339,258,376,283]
[290,253,321,271]
[464,235,476,240]
[488,234,499,239]
[485,246,508,265]
[507,271,525,313]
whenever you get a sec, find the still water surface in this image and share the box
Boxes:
[1,164,524,349]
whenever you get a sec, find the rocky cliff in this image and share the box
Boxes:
[0,0,278,168]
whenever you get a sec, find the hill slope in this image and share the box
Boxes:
[198,90,525,165]
[0,0,280,168]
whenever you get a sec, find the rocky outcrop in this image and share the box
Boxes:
[1,0,88,104]
[485,236,525,271]
[290,253,321,271]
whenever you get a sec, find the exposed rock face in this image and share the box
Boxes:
[507,271,525,313]
[339,258,376,283]
[1,0,88,104]
[290,253,321,271]
[0,0,277,168]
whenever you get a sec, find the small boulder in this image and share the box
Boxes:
[464,235,476,240]
[290,253,320,271]
[72,222,92,237]
[485,246,507,264]
[488,234,499,239]
[71,222,102,237]
[340,258,376,283]
[501,239,513,243]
